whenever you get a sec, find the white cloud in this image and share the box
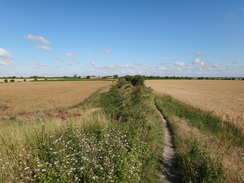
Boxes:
[92,64,122,71]
[212,64,220,68]
[192,58,202,64]
[26,34,51,44]
[126,64,139,70]
[90,62,96,66]
[0,60,12,66]
[174,62,187,71]
[54,57,66,62]
[0,48,14,59]
[101,48,112,55]
[36,63,47,67]
[174,62,186,67]
[196,51,203,56]
[0,48,14,66]
[226,66,233,71]
[66,52,74,58]
[158,67,167,71]
[176,67,184,71]
[35,45,53,52]
[134,62,143,66]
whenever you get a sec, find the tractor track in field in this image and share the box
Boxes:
[155,100,180,183]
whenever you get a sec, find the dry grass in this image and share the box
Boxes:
[0,81,111,117]
[146,80,244,132]
[172,116,244,183]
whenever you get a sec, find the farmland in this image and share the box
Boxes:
[0,78,165,182]
[145,80,244,132]
[0,81,111,117]
[0,78,243,182]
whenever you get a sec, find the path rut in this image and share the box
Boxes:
[155,102,180,183]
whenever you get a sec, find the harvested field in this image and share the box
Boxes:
[145,80,244,132]
[0,81,111,116]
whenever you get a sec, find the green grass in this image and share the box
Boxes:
[177,140,223,183]
[2,79,241,182]
[154,94,244,182]
[0,80,164,182]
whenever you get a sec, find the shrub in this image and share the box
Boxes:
[131,75,144,86]
[124,75,132,82]
[10,79,15,82]
[4,79,8,83]
[116,78,127,88]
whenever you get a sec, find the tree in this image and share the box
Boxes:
[131,75,144,86]
[73,74,78,78]
[113,75,118,79]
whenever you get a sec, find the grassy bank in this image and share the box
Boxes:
[155,94,244,183]
[0,79,164,182]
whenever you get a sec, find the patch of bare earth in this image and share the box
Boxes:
[173,117,244,183]
[155,104,179,182]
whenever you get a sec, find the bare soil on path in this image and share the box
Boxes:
[155,101,180,183]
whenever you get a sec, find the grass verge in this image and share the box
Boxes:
[155,94,244,183]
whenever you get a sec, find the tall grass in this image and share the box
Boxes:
[155,96,226,183]
[155,94,244,182]
[0,80,164,182]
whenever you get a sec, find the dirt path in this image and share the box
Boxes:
[155,102,180,182]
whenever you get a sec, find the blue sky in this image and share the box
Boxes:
[0,0,243,77]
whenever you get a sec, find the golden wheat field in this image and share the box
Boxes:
[0,81,111,116]
[145,80,244,132]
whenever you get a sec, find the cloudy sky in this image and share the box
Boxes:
[0,0,243,77]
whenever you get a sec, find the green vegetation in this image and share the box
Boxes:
[1,76,242,182]
[177,141,223,183]
[155,94,244,182]
[0,76,164,182]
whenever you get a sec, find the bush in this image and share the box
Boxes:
[10,79,15,82]
[4,79,8,83]
[131,75,144,86]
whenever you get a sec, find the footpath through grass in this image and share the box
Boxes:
[155,94,244,183]
[1,77,242,182]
